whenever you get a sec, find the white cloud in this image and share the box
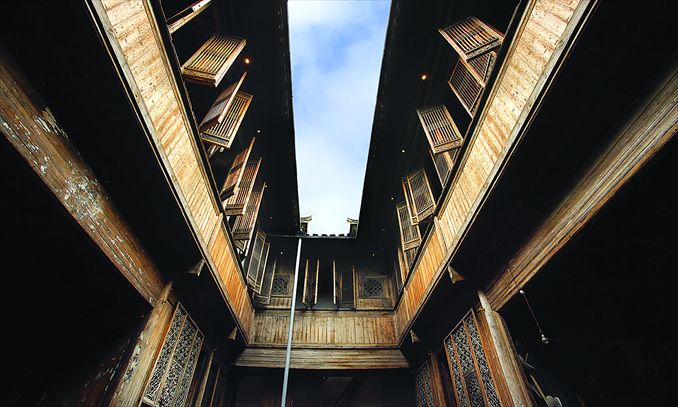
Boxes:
[289,1,390,234]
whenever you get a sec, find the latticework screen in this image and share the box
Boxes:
[417,104,464,154]
[182,34,246,87]
[439,16,503,61]
[415,361,436,407]
[200,91,252,149]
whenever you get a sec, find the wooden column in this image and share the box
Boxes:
[478,291,534,407]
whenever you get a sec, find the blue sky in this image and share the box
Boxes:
[288,0,391,235]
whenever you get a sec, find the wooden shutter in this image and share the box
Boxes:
[402,168,436,225]
[200,91,252,149]
[449,58,484,117]
[246,229,266,291]
[224,157,261,215]
[220,137,254,200]
[333,261,355,309]
[430,148,459,187]
[444,310,502,407]
[439,16,503,61]
[417,104,464,154]
[143,303,204,407]
[182,34,246,87]
[253,258,276,306]
[232,182,265,244]
[199,72,247,132]
[397,201,421,252]
[302,259,319,309]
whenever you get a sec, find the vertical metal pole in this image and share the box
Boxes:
[281,237,302,406]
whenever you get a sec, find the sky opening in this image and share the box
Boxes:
[288,1,391,235]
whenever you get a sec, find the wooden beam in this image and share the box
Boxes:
[486,60,678,309]
[232,348,411,370]
[0,43,165,306]
[166,0,212,34]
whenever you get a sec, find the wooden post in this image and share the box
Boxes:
[194,347,217,407]
[478,291,534,406]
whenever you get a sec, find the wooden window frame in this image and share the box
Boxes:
[246,228,269,293]
[181,34,246,87]
[402,168,436,225]
[358,275,388,299]
[200,91,252,149]
[253,258,277,305]
[417,104,464,154]
[439,16,503,62]
[232,182,266,250]
[431,148,459,187]
[333,261,356,309]
[199,72,247,133]
[224,158,261,216]
[397,201,422,254]
[220,137,254,201]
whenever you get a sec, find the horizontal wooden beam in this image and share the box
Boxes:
[0,44,165,306]
[166,0,212,34]
[487,60,678,309]
[232,348,411,370]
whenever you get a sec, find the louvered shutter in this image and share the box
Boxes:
[397,201,422,252]
[246,229,266,291]
[417,104,464,154]
[200,91,252,149]
[439,16,503,61]
[402,168,436,225]
[302,259,319,309]
[220,138,254,200]
[444,310,502,407]
[224,157,261,215]
[431,148,459,187]
[200,72,247,132]
[232,182,265,245]
[253,258,276,306]
[182,34,246,87]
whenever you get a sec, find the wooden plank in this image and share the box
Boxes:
[232,348,410,370]
[166,0,212,34]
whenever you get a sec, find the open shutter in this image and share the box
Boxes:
[246,229,266,291]
[333,260,341,308]
[417,104,464,154]
[181,34,246,87]
[200,91,252,149]
[224,157,261,215]
[448,58,484,117]
[143,304,204,407]
[302,259,319,309]
[402,168,436,225]
[254,258,276,306]
[233,182,265,248]
[199,72,247,133]
[431,148,460,187]
[439,16,503,61]
[220,138,254,200]
[397,201,422,252]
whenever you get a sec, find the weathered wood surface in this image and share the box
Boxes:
[0,43,165,307]
[250,310,398,347]
[93,0,253,339]
[232,347,410,370]
[486,61,678,309]
[394,0,586,343]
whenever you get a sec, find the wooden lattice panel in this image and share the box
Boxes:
[232,182,265,242]
[223,157,261,216]
[246,229,269,293]
[417,104,464,154]
[439,16,503,61]
[199,72,247,132]
[200,91,252,149]
[181,34,246,87]
[431,148,460,187]
[397,201,421,251]
[402,168,436,225]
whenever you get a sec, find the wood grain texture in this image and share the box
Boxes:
[251,310,398,347]
[232,347,410,370]
[93,0,254,340]
[394,0,585,344]
[0,43,165,306]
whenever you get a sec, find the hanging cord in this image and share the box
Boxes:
[520,289,549,344]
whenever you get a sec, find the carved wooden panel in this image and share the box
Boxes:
[402,168,436,225]
[415,361,435,407]
[200,91,252,149]
[439,16,503,61]
[444,310,501,407]
[417,104,464,154]
[143,303,204,407]
[181,34,246,87]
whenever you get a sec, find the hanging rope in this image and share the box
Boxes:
[520,289,549,344]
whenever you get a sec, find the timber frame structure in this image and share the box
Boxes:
[1,0,676,406]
